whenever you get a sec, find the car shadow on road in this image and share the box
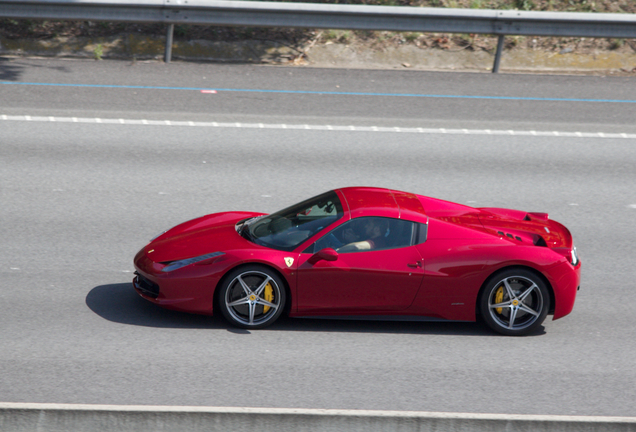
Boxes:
[86,283,546,337]
[0,57,23,81]
[0,57,72,81]
[271,316,546,337]
[86,283,226,329]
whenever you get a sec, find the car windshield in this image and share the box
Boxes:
[244,191,344,251]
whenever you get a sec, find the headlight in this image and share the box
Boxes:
[570,246,579,266]
[161,252,225,273]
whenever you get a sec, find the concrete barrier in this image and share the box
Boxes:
[1,403,636,432]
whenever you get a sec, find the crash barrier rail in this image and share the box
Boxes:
[1,403,636,432]
[1,1,636,72]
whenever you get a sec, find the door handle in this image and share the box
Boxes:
[407,261,422,268]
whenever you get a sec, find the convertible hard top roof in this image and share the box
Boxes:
[337,187,427,222]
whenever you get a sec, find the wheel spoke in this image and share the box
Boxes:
[254,276,273,296]
[228,297,250,308]
[519,303,540,316]
[258,299,278,310]
[237,276,252,296]
[248,301,256,324]
[503,279,516,300]
[490,300,512,310]
[518,283,538,302]
[508,307,519,329]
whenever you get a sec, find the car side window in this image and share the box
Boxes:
[312,217,417,253]
[416,222,428,244]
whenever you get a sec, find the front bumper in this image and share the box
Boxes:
[132,249,220,315]
[133,272,160,299]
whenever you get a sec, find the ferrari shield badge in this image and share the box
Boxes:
[284,257,294,267]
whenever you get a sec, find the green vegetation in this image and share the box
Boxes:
[609,38,625,50]
[323,30,353,43]
[93,43,103,60]
[515,0,535,11]
[404,32,420,42]
[174,25,189,37]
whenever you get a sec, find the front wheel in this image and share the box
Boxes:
[218,266,286,329]
[480,269,550,336]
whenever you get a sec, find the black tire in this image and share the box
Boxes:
[479,269,550,336]
[218,265,286,329]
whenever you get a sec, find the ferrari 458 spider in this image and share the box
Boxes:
[133,187,580,336]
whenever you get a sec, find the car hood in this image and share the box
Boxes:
[145,211,265,262]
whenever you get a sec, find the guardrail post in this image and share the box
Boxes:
[492,34,505,73]
[164,23,174,63]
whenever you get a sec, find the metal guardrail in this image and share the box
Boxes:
[1,0,635,70]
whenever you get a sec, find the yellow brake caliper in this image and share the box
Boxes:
[263,282,274,313]
[495,286,504,314]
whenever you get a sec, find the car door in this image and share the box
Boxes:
[295,217,425,314]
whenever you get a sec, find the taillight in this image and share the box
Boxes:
[569,246,579,266]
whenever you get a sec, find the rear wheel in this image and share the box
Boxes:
[218,266,286,329]
[480,269,549,336]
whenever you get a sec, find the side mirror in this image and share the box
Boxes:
[307,248,338,265]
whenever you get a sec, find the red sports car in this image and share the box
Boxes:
[133,187,580,336]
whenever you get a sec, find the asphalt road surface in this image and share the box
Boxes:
[1,57,635,416]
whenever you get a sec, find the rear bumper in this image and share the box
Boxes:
[551,261,581,320]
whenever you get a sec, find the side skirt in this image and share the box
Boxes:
[294,315,469,322]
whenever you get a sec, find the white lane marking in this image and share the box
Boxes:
[628,204,636,209]
[2,115,636,139]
